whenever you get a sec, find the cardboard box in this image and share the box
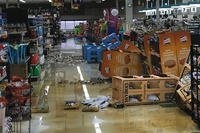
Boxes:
[159,32,179,76]
[174,31,191,76]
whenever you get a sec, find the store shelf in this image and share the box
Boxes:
[31,75,40,78]
[29,26,37,28]
[30,62,39,66]
[7,31,27,35]
[0,74,7,82]
[0,62,8,66]
[0,33,7,37]
[29,37,38,41]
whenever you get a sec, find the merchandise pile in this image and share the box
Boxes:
[45,48,85,66]
[5,77,32,121]
[64,96,112,112]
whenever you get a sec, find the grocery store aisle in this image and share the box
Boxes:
[27,39,199,133]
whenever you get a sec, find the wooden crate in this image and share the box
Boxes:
[112,75,178,105]
[113,65,142,76]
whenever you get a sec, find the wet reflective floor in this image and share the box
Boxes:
[23,39,200,133]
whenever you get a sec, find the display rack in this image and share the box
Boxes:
[191,36,200,126]
[0,8,31,132]
[52,9,61,46]
[28,15,44,81]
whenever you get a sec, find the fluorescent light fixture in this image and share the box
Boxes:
[48,0,52,2]
[19,0,26,3]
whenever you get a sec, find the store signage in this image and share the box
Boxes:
[180,36,187,43]
[163,38,171,44]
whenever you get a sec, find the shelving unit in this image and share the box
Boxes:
[191,43,200,126]
[28,15,44,81]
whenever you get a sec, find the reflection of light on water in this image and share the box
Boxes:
[82,84,90,100]
[94,123,102,133]
[45,85,50,95]
[77,66,84,81]
[77,66,102,132]
[93,116,103,133]
[77,66,90,99]
[39,116,43,126]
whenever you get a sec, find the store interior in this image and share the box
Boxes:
[0,0,200,133]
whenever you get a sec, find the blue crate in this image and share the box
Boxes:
[102,33,120,47]
[82,43,96,60]
[101,33,120,50]
[83,45,106,63]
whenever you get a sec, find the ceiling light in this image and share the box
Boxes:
[19,0,26,3]
[48,0,52,2]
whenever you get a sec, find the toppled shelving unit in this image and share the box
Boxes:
[175,54,192,110]
[112,74,178,105]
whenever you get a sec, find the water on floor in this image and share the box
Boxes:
[22,38,200,133]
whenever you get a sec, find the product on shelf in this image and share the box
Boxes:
[5,80,32,121]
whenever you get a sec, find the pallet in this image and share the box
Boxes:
[112,75,178,105]
[102,50,141,65]
[101,50,143,78]
[101,63,142,78]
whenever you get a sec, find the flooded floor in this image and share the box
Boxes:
[23,38,200,133]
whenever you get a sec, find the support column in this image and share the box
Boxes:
[116,0,119,10]
[156,0,160,28]
[6,0,9,8]
[146,0,148,8]
[17,0,20,8]
[125,0,133,31]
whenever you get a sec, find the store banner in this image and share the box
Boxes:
[159,32,179,76]
[174,31,191,76]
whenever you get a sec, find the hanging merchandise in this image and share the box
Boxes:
[30,28,37,39]
[30,53,39,65]
[104,9,119,34]
[36,26,43,37]
[34,65,41,77]
[7,44,28,64]
[40,54,45,65]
